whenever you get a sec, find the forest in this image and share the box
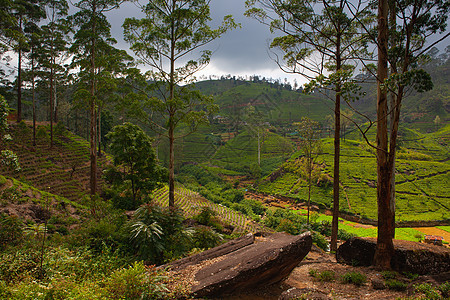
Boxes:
[0,0,449,299]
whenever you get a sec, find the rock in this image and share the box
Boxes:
[336,237,450,275]
[336,237,376,266]
[163,233,255,271]
[168,231,312,298]
[371,278,386,290]
[279,287,331,300]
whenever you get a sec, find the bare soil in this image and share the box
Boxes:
[217,246,446,300]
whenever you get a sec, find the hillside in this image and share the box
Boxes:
[257,124,450,223]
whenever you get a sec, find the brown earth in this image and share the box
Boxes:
[215,246,446,300]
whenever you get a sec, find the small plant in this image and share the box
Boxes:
[308,269,335,282]
[438,281,450,298]
[341,271,367,286]
[382,270,398,280]
[308,268,317,277]
[413,283,441,300]
[385,279,407,291]
[402,272,419,280]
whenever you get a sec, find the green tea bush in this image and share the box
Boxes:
[337,229,356,241]
[54,121,67,137]
[341,271,367,286]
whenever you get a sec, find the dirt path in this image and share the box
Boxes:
[414,227,450,242]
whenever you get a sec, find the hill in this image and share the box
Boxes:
[257,124,450,223]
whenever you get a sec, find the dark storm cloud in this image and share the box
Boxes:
[105,0,281,77]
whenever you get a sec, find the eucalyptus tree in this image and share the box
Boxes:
[123,0,238,208]
[294,117,322,224]
[70,0,123,195]
[366,0,449,269]
[23,22,42,146]
[10,0,46,122]
[244,106,267,167]
[38,0,70,147]
[245,0,373,251]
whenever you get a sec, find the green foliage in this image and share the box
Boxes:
[381,270,398,280]
[105,123,166,210]
[36,126,49,142]
[0,214,23,250]
[127,203,189,263]
[104,261,168,299]
[385,279,407,291]
[341,271,367,286]
[192,226,223,249]
[194,206,216,226]
[54,121,67,137]
[413,283,442,300]
[309,269,335,282]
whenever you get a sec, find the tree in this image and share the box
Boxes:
[294,117,322,224]
[245,0,372,251]
[123,0,238,208]
[70,0,123,195]
[370,0,449,269]
[244,105,267,167]
[10,0,46,122]
[105,122,166,210]
[34,0,70,147]
[0,95,20,171]
[433,115,441,130]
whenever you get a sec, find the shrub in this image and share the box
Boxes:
[316,270,335,282]
[438,281,450,298]
[341,271,367,286]
[54,121,67,136]
[312,231,329,251]
[0,214,23,250]
[413,283,441,300]
[192,226,223,249]
[194,206,216,226]
[381,270,398,280]
[337,229,356,241]
[385,279,407,291]
[36,126,49,143]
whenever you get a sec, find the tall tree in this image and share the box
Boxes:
[10,0,46,122]
[245,0,372,251]
[123,0,238,208]
[38,0,70,147]
[70,0,123,195]
[244,105,267,167]
[294,117,322,225]
[370,0,449,268]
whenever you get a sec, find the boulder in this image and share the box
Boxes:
[167,231,312,298]
[336,237,450,275]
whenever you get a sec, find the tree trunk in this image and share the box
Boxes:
[50,60,54,148]
[389,0,397,239]
[169,120,175,208]
[89,2,98,195]
[168,0,176,208]
[331,28,342,252]
[17,17,22,123]
[32,56,36,147]
[373,0,394,269]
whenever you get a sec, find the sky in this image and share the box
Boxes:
[104,0,303,85]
